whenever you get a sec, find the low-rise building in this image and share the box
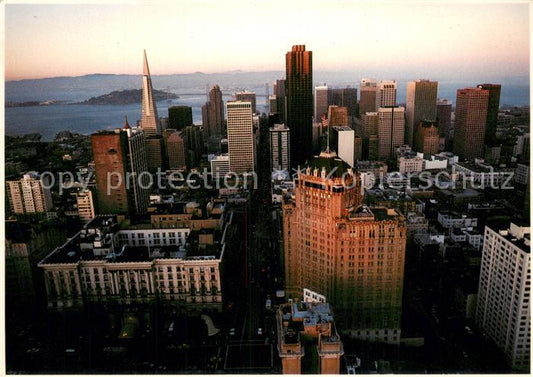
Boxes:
[438,210,478,229]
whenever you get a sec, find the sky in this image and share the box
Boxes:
[4,1,530,81]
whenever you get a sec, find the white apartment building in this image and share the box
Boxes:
[437,211,478,229]
[76,189,96,223]
[7,172,53,214]
[476,223,531,371]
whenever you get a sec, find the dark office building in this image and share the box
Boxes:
[286,45,313,167]
[477,83,501,146]
[168,106,193,131]
[275,79,286,123]
[329,87,358,117]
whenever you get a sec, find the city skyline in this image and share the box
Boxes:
[4,1,529,81]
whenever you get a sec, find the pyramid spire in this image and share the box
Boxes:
[123,115,131,129]
[143,49,150,76]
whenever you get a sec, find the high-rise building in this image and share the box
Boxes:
[362,112,379,160]
[378,106,405,160]
[405,79,438,146]
[166,132,186,170]
[202,85,225,138]
[7,172,53,214]
[183,126,204,169]
[269,95,278,114]
[286,45,313,167]
[140,50,160,136]
[168,106,193,131]
[354,135,362,162]
[476,222,531,371]
[359,78,378,116]
[226,101,255,174]
[376,80,397,109]
[270,123,291,171]
[477,83,501,146]
[415,120,439,155]
[274,79,286,123]
[327,105,349,127]
[314,85,329,122]
[92,122,150,215]
[235,91,257,114]
[330,125,355,167]
[329,87,358,118]
[283,152,406,342]
[145,135,165,172]
[436,99,453,148]
[210,154,230,178]
[453,87,489,160]
[76,189,95,223]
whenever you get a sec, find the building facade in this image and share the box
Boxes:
[168,106,193,131]
[314,85,329,122]
[476,223,530,371]
[453,87,489,160]
[226,101,255,174]
[405,79,438,147]
[477,83,501,146]
[286,45,313,167]
[7,172,53,215]
[202,85,225,138]
[378,107,405,160]
[270,123,291,171]
[283,152,406,343]
[415,120,440,155]
[359,78,378,116]
[376,80,397,109]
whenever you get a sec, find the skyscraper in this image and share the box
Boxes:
[91,122,150,215]
[405,79,438,146]
[359,78,378,116]
[235,91,257,114]
[436,99,453,148]
[226,101,255,174]
[330,125,355,167]
[168,106,193,131]
[329,87,358,118]
[286,45,313,167]
[166,132,186,170]
[414,120,439,155]
[269,124,291,171]
[376,80,397,109]
[453,87,489,160]
[314,85,329,122]
[476,222,530,371]
[140,50,160,136]
[283,152,406,342]
[378,106,405,160]
[477,83,501,146]
[274,79,286,123]
[202,85,225,138]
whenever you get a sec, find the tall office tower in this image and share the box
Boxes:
[286,45,313,167]
[183,126,204,169]
[363,112,379,137]
[378,107,405,160]
[145,135,165,172]
[362,112,379,160]
[453,87,489,160]
[359,78,378,116]
[330,125,355,167]
[275,79,286,123]
[202,85,225,137]
[269,95,278,114]
[76,189,95,223]
[124,121,150,215]
[140,50,160,136]
[415,120,439,155]
[314,85,329,121]
[7,172,53,214]
[436,99,453,148]
[166,132,186,170]
[226,101,255,174]
[283,152,406,342]
[270,124,291,171]
[328,105,349,127]
[376,80,397,109]
[168,106,193,131]
[329,87,358,117]
[405,79,438,146]
[92,121,150,215]
[235,91,257,114]
[477,83,501,146]
[476,222,531,371]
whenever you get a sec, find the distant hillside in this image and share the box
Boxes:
[77,89,179,105]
